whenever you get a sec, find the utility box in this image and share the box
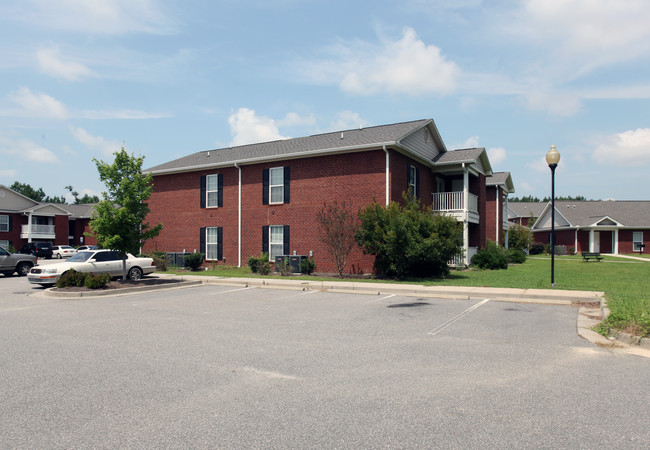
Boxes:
[166,252,189,268]
[274,255,287,271]
[274,255,306,273]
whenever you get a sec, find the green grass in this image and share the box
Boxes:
[165,255,650,338]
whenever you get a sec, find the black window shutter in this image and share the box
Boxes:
[217,174,223,207]
[416,167,420,199]
[8,216,12,231]
[200,227,206,255]
[262,225,269,254]
[283,225,290,255]
[217,227,223,260]
[283,166,290,204]
[262,169,269,205]
[200,176,206,208]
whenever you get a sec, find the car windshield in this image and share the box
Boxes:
[68,252,94,262]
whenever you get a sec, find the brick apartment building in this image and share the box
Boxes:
[143,119,514,273]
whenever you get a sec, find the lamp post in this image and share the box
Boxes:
[546,145,560,287]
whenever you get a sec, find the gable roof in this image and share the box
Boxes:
[532,201,650,229]
[486,172,515,193]
[432,147,493,176]
[145,119,443,175]
[508,202,547,219]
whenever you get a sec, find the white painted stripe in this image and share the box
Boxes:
[208,286,256,295]
[365,294,396,304]
[427,299,490,336]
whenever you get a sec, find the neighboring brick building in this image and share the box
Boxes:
[486,172,515,246]
[0,185,97,251]
[143,119,510,273]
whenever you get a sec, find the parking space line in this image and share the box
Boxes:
[427,299,490,336]
[201,286,256,296]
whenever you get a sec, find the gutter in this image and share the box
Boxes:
[383,145,389,206]
[234,163,242,267]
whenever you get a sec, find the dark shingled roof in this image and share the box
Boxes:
[145,119,432,174]
[549,201,650,228]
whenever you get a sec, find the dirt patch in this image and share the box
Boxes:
[572,301,601,308]
[52,277,182,292]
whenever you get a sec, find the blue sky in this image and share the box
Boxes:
[1,0,649,201]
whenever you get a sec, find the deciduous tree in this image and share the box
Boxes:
[317,202,358,278]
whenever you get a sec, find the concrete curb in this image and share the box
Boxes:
[38,278,202,299]
[598,297,650,351]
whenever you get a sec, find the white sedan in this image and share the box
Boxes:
[52,245,76,259]
[28,249,156,286]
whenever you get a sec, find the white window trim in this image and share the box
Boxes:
[0,215,8,232]
[408,165,417,193]
[269,167,284,204]
[205,227,220,261]
[206,174,219,208]
[633,231,643,251]
[269,225,284,260]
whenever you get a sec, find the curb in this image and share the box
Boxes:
[38,278,202,299]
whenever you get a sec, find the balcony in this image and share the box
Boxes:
[433,191,479,223]
[21,224,56,239]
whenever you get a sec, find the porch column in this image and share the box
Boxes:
[504,193,509,248]
[463,220,469,266]
[589,229,595,252]
[463,163,469,265]
[27,213,33,243]
[614,229,619,254]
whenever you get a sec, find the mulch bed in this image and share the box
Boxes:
[52,277,182,292]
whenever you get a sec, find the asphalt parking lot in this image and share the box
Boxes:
[1,275,649,448]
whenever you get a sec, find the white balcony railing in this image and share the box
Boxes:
[433,191,478,214]
[21,224,55,236]
[448,247,478,267]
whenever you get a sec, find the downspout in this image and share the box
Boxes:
[27,212,33,243]
[383,146,389,206]
[504,192,509,249]
[495,187,500,244]
[234,163,242,267]
[462,163,469,265]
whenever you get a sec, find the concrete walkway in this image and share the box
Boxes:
[602,253,650,262]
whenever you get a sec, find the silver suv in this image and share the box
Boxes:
[0,246,38,276]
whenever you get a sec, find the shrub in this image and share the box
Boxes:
[356,193,463,279]
[508,224,533,250]
[56,269,87,288]
[278,258,292,276]
[183,252,205,271]
[300,256,316,275]
[507,247,527,264]
[471,241,508,270]
[529,243,545,255]
[248,253,269,274]
[84,272,112,289]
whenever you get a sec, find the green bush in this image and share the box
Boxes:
[300,256,316,275]
[507,247,527,264]
[356,193,463,279]
[248,253,270,274]
[56,269,87,288]
[183,252,204,271]
[84,272,112,289]
[144,251,167,271]
[471,241,508,270]
[508,223,533,250]
[529,243,545,255]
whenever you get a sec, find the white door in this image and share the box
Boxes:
[593,231,600,253]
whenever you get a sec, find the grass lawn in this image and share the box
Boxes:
[165,255,649,338]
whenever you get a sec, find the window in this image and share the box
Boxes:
[633,232,643,251]
[262,225,290,260]
[200,227,223,261]
[0,215,10,232]
[408,164,420,198]
[206,174,219,207]
[0,241,9,251]
[262,167,290,205]
[200,174,222,208]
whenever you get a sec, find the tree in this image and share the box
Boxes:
[508,223,533,250]
[10,182,46,202]
[66,185,100,204]
[317,202,358,278]
[356,193,463,279]
[90,148,162,280]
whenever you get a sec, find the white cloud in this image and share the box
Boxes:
[300,27,460,95]
[276,112,316,128]
[488,147,507,166]
[6,87,68,119]
[0,137,59,163]
[228,108,288,147]
[523,89,581,116]
[0,168,17,178]
[80,109,173,119]
[329,111,370,131]
[18,0,176,35]
[36,46,95,81]
[511,0,650,71]
[594,128,650,166]
[462,136,479,148]
[70,127,121,157]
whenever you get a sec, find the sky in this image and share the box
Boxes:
[1,0,649,202]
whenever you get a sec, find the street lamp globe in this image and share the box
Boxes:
[546,145,561,167]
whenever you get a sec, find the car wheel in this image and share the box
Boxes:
[57,253,62,259]
[128,267,143,281]
[16,262,31,276]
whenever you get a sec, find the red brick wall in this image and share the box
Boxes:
[390,151,433,207]
[54,215,68,245]
[144,150,391,273]
[0,213,23,249]
[485,187,503,245]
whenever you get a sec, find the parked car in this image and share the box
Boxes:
[27,249,156,286]
[52,245,76,259]
[19,242,53,259]
[76,245,98,252]
[0,246,38,276]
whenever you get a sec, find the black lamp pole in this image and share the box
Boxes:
[546,145,560,288]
